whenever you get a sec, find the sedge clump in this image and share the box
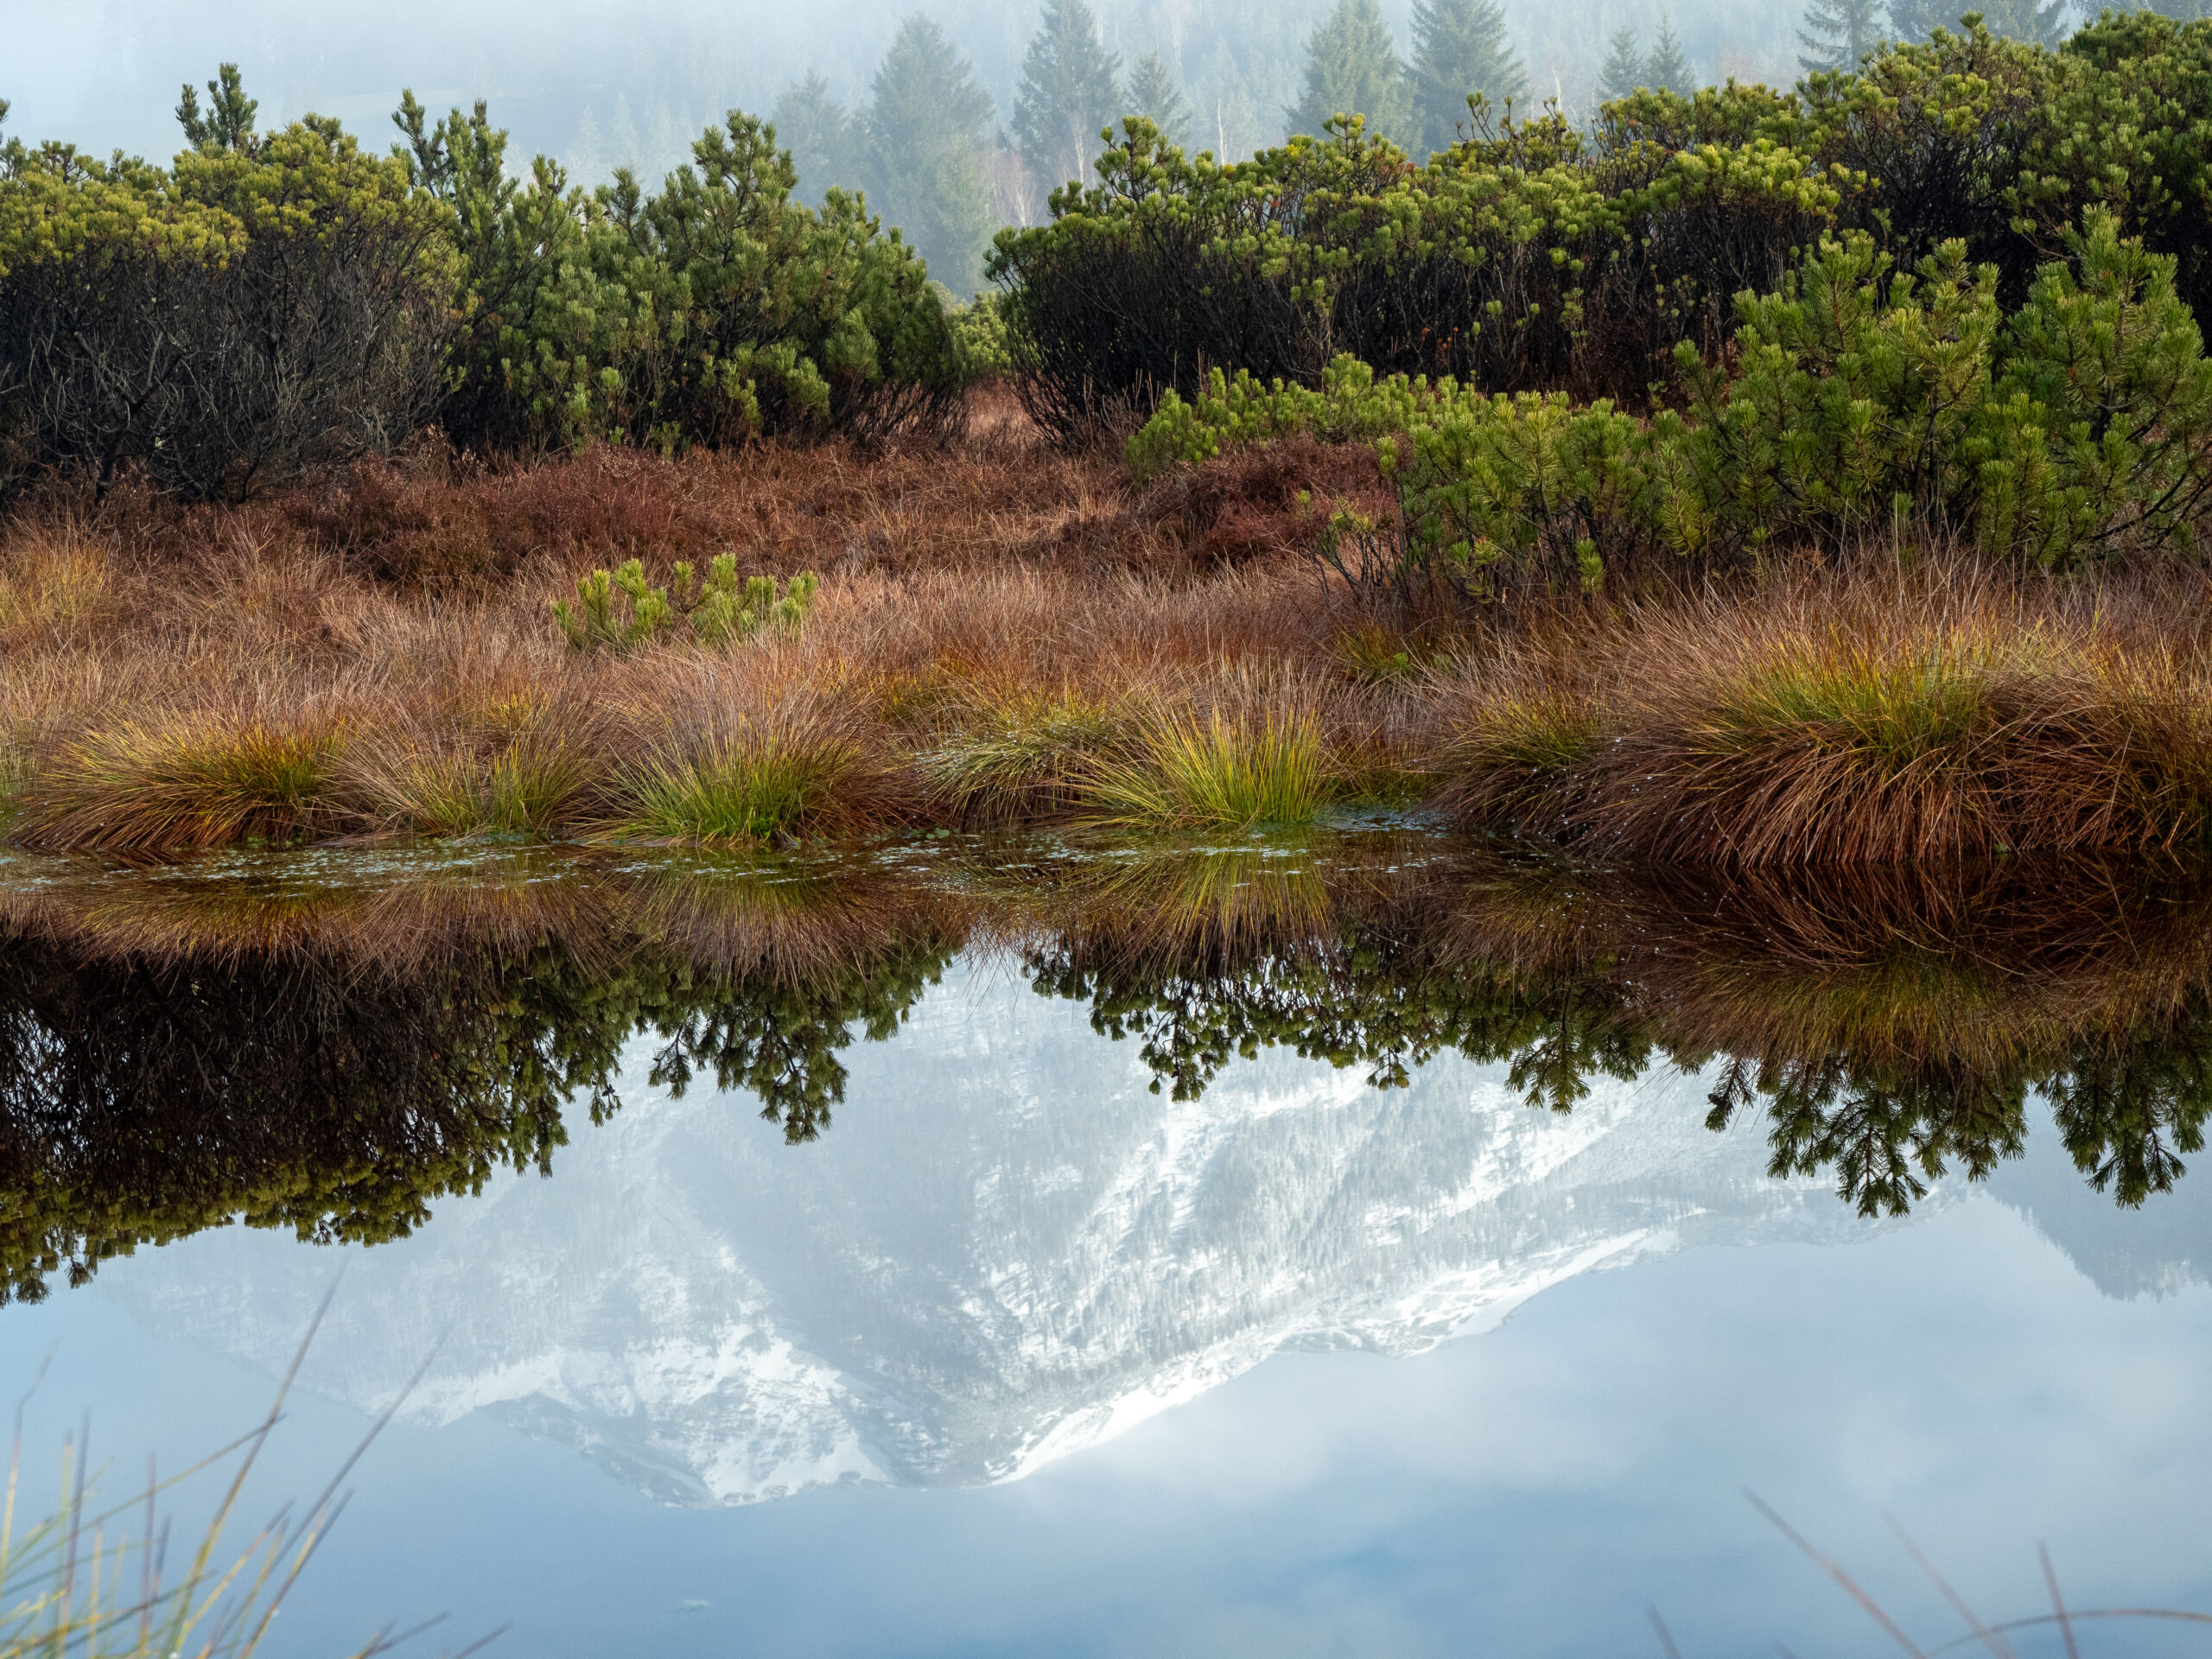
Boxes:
[1085,712,1332,830]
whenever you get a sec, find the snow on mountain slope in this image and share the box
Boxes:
[103,959,1896,1504]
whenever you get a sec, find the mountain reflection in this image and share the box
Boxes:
[2,835,2207,1304]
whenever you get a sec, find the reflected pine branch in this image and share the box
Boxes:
[3,834,2212,1301]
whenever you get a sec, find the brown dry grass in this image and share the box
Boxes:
[7,396,2212,864]
[1430,555,2212,864]
[0,395,1421,854]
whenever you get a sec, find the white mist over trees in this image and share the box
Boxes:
[4,0,2196,300]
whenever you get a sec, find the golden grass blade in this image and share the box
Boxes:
[1925,1609,2212,1654]
[2037,1544,2082,1659]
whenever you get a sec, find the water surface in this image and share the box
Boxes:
[2,832,2208,1655]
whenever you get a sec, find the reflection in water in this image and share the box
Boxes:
[1,836,2209,1308]
[0,849,959,1303]
[1007,847,2212,1215]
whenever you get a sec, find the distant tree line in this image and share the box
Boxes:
[12,3,2212,501]
[994,11,2212,447]
[766,0,1529,295]
[752,0,2136,312]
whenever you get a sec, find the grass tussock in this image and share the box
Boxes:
[1086,710,1332,830]
[608,683,897,846]
[921,683,1140,823]
[356,734,594,837]
[347,683,604,838]
[1601,625,2018,864]
[616,741,857,844]
[26,715,347,854]
[1431,558,2212,863]
[1435,678,1605,833]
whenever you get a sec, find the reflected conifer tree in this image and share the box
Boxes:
[645,930,957,1142]
[6,836,2212,1308]
[0,855,961,1300]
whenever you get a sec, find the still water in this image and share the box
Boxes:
[2,832,2209,1656]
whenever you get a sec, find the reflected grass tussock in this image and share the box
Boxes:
[2,832,2210,1305]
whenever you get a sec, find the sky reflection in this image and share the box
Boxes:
[2,1052,2206,1657]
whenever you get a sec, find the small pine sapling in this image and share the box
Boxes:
[558,555,819,651]
[553,558,677,652]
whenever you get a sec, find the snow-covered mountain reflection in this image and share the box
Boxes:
[110,960,1884,1505]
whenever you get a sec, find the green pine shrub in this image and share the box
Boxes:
[988,106,1840,441]
[395,99,967,455]
[995,17,2212,441]
[1130,210,2212,591]
[554,555,818,652]
[0,90,454,500]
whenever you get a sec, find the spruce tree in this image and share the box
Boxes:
[1643,16,1694,93]
[568,105,608,188]
[1128,51,1195,149]
[772,72,860,203]
[1891,0,2068,40]
[1886,0,1941,40]
[1596,26,1643,103]
[1799,0,1885,70]
[1014,0,1124,188]
[1285,0,1414,145]
[610,93,643,173]
[1885,0,1947,39]
[1407,0,1529,156]
[1970,0,2070,42]
[862,13,996,293]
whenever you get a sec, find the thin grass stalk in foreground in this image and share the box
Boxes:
[0,1289,483,1659]
[1751,1491,2212,1659]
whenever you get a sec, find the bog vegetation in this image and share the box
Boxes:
[10,15,2212,866]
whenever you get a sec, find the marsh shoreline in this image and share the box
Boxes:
[3,397,2212,866]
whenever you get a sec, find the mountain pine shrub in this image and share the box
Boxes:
[1129,211,2212,590]
[396,99,966,455]
[995,16,2212,442]
[0,86,453,499]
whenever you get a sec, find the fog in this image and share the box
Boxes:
[5,0,1801,183]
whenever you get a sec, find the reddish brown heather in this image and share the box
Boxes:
[4,391,2212,865]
